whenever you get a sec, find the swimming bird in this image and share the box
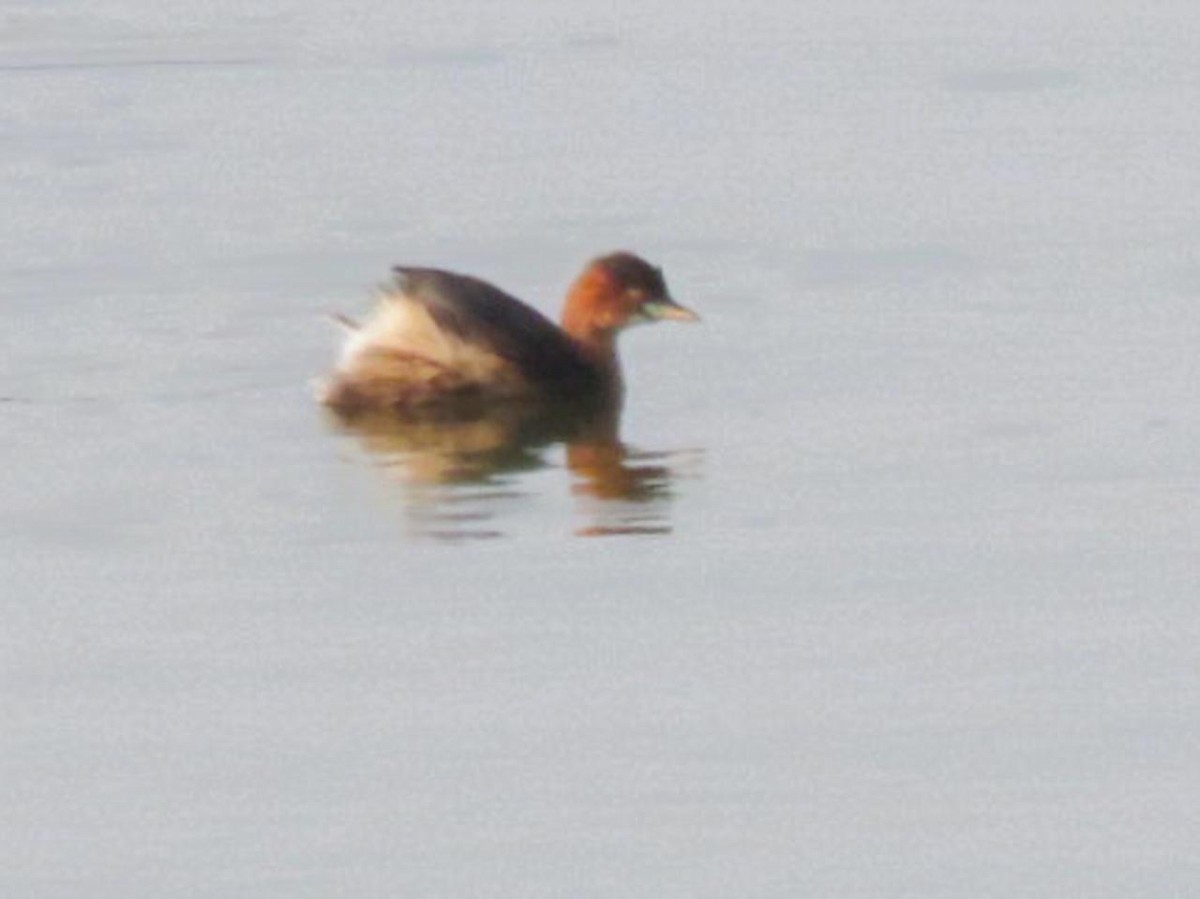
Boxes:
[319,252,697,414]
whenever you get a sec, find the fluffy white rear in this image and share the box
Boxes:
[331,289,528,395]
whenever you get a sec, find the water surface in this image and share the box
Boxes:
[4,1,1200,896]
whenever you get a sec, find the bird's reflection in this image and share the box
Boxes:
[327,397,696,540]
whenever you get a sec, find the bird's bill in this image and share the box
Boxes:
[643,298,700,322]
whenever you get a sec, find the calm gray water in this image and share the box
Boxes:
[4,1,1200,896]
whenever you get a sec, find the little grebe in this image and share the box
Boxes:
[320,252,697,413]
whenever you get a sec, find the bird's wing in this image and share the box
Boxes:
[390,267,593,386]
